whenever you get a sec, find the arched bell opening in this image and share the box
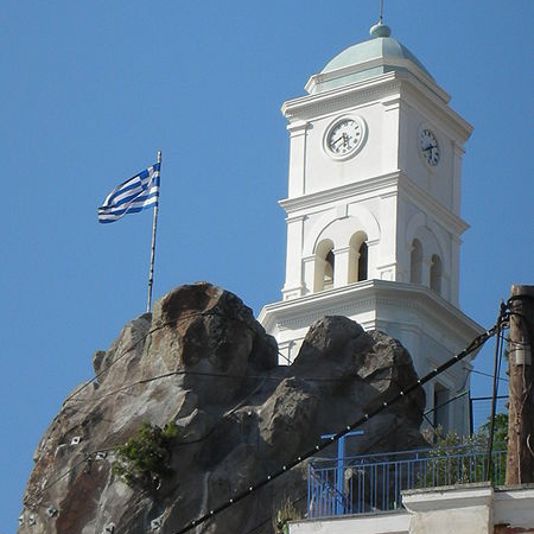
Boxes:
[348,231,369,283]
[314,239,335,292]
[410,239,423,284]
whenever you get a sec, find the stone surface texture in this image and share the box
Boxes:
[19,283,426,534]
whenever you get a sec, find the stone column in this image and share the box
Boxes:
[333,246,350,288]
[287,120,308,197]
[302,255,317,295]
[282,215,306,300]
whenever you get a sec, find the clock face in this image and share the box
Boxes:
[325,117,366,159]
[420,128,440,166]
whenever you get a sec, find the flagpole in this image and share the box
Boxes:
[146,150,161,313]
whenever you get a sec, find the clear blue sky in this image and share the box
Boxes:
[1,1,533,530]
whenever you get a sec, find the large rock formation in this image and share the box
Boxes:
[19,283,426,534]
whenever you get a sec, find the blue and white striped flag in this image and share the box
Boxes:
[98,162,160,223]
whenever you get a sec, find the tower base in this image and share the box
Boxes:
[259,280,483,435]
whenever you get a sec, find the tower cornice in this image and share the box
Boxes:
[279,170,469,237]
[258,279,483,347]
[282,70,472,143]
[280,171,399,211]
[397,172,470,235]
[304,55,442,99]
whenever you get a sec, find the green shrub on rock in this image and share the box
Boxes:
[112,422,180,489]
[274,498,300,534]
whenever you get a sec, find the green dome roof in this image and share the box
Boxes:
[307,24,434,94]
[322,37,433,79]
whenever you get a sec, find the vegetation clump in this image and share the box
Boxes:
[273,498,300,534]
[419,413,508,487]
[478,412,508,453]
[112,421,180,489]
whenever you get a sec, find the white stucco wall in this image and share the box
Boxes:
[288,485,534,534]
[260,34,479,435]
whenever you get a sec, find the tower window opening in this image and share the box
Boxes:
[324,250,335,289]
[323,251,335,289]
[314,239,335,292]
[348,232,369,284]
[430,254,442,294]
[323,250,336,289]
[357,242,368,281]
[410,239,423,284]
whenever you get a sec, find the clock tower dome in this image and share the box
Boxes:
[259,22,483,434]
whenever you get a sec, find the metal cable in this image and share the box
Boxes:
[24,311,506,528]
[171,319,502,534]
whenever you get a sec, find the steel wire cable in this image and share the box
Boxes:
[487,317,506,480]
[170,316,504,534]
[22,311,507,528]
[23,344,485,516]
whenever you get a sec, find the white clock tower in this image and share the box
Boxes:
[259,21,483,434]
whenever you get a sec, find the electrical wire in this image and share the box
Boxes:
[25,370,272,508]
[22,334,497,527]
[23,311,506,528]
[175,374,272,448]
[22,355,477,515]
[170,319,502,534]
[64,306,293,406]
[62,328,509,409]
[25,375,405,508]
[23,444,121,511]
[244,493,307,534]
[62,318,173,405]
[465,367,508,382]
[60,355,470,455]
[487,317,505,481]
[470,395,507,401]
[24,388,477,523]
[427,389,468,418]
[210,394,430,533]
[63,306,268,405]
[178,348,492,534]
[66,369,371,404]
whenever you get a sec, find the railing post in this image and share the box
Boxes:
[335,436,345,515]
[307,463,311,518]
[306,446,508,521]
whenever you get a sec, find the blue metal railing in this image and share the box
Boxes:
[308,447,506,519]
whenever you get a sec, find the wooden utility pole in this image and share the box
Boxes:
[506,285,534,485]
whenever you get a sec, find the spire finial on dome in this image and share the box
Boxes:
[370,0,391,38]
[370,21,391,38]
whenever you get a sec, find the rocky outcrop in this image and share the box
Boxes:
[19,283,426,534]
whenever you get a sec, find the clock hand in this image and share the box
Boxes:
[332,135,345,146]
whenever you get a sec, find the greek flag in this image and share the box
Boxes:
[98,163,160,223]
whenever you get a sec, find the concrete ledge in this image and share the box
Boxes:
[289,510,410,534]
[402,482,493,513]
[494,486,534,530]
[288,484,534,533]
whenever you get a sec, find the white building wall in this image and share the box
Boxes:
[399,102,457,212]
[301,99,400,195]
[288,485,534,534]
[287,121,308,197]
[261,35,480,435]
